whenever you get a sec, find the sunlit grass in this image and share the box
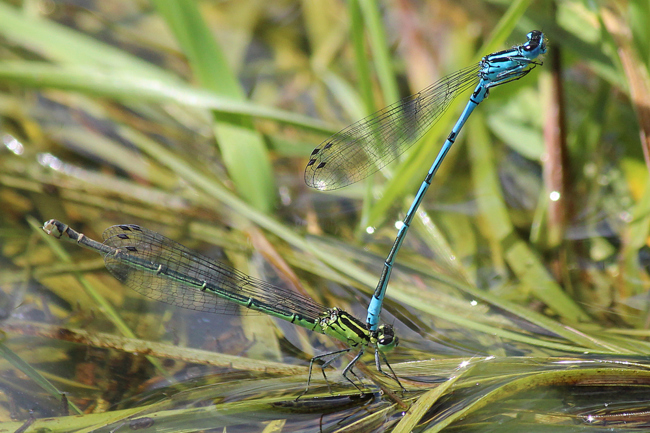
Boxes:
[0,0,649,431]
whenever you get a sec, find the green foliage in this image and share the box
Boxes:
[0,0,649,431]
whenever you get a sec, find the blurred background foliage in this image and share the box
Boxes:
[1,0,650,431]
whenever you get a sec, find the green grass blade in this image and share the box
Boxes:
[467,114,589,322]
[423,368,650,432]
[358,0,399,105]
[392,368,469,433]
[0,2,174,81]
[0,342,83,415]
[0,61,334,134]
[155,1,276,212]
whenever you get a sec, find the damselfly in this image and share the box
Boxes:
[42,219,404,397]
[305,31,547,331]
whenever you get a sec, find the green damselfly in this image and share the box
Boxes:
[42,219,403,397]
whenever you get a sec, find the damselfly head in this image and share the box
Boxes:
[375,324,399,352]
[524,30,547,57]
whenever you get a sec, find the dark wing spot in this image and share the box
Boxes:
[317,162,326,169]
[323,142,333,150]
[306,159,316,167]
[126,246,138,252]
[117,234,129,239]
[310,148,320,156]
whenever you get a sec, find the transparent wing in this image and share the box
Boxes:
[101,224,327,318]
[305,64,480,191]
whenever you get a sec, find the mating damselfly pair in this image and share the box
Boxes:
[43,30,546,397]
